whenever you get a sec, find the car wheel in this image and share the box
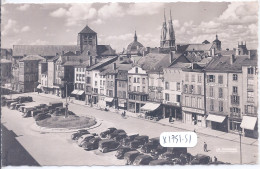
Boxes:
[102,148,108,153]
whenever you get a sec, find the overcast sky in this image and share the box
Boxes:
[1,2,258,52]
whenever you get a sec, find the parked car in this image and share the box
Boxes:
[100,127,117,138]
[108,129,126,139]
[22,107,35,117]
[32,109,43,117]
[19,106,26,112]
[6,100,18,107]
[140,137,160,153]
[209,161,230,165]
[151,145,167,157]
[34,113,51,121]
[18,96,33,103]
[98,139,120,153]
[115,147,135,159]
[2,98,13,106]
[78,134,96,147]
[49,101,63,109]
[167,147,188,157]
[130,135,149,149]
[122,133,139,146]
[114,132,127,142]
[133,154,154,165]
[124,150,142,165]
[15,103,25,110]
[71,129,90,140]
[82,137,102,151]
[9,102,19,109]
[159,152,179,161]
[149,159,173,165]
[190,154,211,165]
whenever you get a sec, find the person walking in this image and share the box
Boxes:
[203,142,208,152]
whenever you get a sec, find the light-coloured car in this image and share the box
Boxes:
[77,134,96,147]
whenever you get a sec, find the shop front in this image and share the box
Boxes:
[206,114,228,132]
[104,97,114,107]
[182,107,206,127]
[240,116,258,139]
[141,102,162,119]
[162,103,182,121]
[118,99,127,110]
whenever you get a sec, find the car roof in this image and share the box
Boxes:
[149,137,159,141]
[100,139,115,143]
[136,154,152,160]
[195,154,209,158]
[81,134,94,138]
[136,135,148,139]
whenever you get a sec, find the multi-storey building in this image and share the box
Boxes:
[0,59,12,84]
[240,51,258,138]
[18,55,44,93]
[182,64,206,127]
[116,69,130,110]
[72,62,88,100]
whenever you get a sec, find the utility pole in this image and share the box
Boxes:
[239,131,242,164]
[65,81,69,118]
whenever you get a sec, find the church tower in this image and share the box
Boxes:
[77,24,98,54]
[162,10,176,51]
[160,9,167,48]
[212,34,221,51]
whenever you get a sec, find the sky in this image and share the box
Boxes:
[1,1,258,53]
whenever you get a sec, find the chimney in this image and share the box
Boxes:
[89,55,93,66]
[248,50,251,59]
[211,48,215,56]
[170,51,175,63]
[235,48,239,56]
[230,54,236,64]
[113,63,116,70]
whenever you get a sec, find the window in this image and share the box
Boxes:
[129,85,131,91]
[231,95,240,105]
[103,81,105,86]
[197,86,202,95]
[189,85,194,94]
[95,73,97,77]
[198,75,202,83]
[246,105,255,114]
[191,75,195,82]
[142,86,145,92]
[137,86,140,92]
[185,74,189,82]
[207,75,215,83]
[176,95,181,102]
[76,74,79,81]
[184,84,188,93]
[248,67,254,74]
[108,90,113,97]
[134,86,136,92]
[209,87,214,97]
[191,97,196,107]
[233,86,238,94]
[142,78,145,84]
[176,83,180,91]
[233,74,238,81]
[134,77,136,83]
[218,88,223,98]
[247,91,254,102]
[197,98,202,109]
[86,77,91,84]
[123,91,126,99]
[218,75,223,84]
[95,81,97,86]
[219,101,223,112]
[185,96,190,107]
[135,67,138,73]
[165,93,170,101]
[165,82,169,89]
[210,99,214,111]
[128,77,131,82]
[137,78,140,83]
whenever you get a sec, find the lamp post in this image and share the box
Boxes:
[65,82,68,118]
[239,130,242,164]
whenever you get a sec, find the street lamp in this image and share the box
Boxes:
[239,130,242,164]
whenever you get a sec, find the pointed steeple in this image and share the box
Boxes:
[134,30,137,42]
[216,33,218,40]
[169,9,172,21]
[164,8,166,22]
[160,9,168,47]
[167,9,175,41]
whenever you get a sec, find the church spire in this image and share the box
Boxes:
[164,8,166,22]
[134,30,137,42]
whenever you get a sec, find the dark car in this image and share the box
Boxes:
[2,98,13,106]
[18,96,33,103]
[100,127,117,138]
[133,154,154,165]
[34,113,51,121]
[149,159,173,165]
[122,133,139,146]
[124,150,142,165]
[108,129,126,139]
[71,129,90,140]
[151,145,167,157]
[82,137,102,151]
[140,137,160,153]
[190,154,211,165]
[115,147,135,159]
[98,139,120,153]
[160,152,179,161]
[9,102,19,109]
[130,135,149,149]
[114,132,127,142]
[15,103,25,110]
[6,100,18,107]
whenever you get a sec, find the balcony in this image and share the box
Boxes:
[230,112,242,119]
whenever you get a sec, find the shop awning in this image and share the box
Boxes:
[104,97,114,102]
[71,90,79,95]
[206,114,226,123]
[76,90,85,95]
[141,103,161,111]
[37,84,42,89]
[240,116,257,130]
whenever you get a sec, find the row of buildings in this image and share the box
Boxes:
[3,10,258,139]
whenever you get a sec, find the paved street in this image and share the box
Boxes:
[1,93,258,165]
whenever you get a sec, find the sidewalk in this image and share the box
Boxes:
[31,92,258,146]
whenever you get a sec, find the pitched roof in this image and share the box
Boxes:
[137,53,171,72]
[204,55,248,72]
[97,45,116,56]
[20,55,45,61]
[100,62,133,75]
[169,62,191,69]
[86,56,118,71]
[79,25,96,34]
[13,45,80,57]
[241,50,258,66]
[185,43,212,51]
[215,49,236,56]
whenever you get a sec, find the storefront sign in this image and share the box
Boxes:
[182,107,204,115]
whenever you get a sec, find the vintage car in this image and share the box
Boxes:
[6,100,18,107]
[124,150,142,165]
[190,154,211,165]
[140,137,160,153]
[130,135,149,149]
[133,154,154,165]
[149,159,173,165]
[122,133,139,146]
[98,139,120,153]
[18,96,33,103]
[49,101,63,109]
[115,147,135,159]
[34,113,51,121]
[77,134,97,147]
[108,129,126,139]
[113,132,127,142]
[151,145,167,157]
[9,102,19,109]
[22,107,36,117]
[15,103,25,110]
[82,137,102,151]
[100,127,117,138]
[71,129,90,140]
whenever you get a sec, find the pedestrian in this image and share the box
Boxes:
[194,129,196,133]
[214,156,217,162]
[124,110,126,116]
[203,142,208,152]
